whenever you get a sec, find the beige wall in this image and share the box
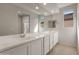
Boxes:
[0,4,33,36]
[77,4,79,53]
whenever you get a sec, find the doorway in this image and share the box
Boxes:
[59,4,77,48]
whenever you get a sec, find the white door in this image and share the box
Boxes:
[59,8,77,47]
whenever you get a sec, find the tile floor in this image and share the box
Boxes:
[48,44,77,55]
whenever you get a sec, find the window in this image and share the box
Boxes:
[64,12,73,27]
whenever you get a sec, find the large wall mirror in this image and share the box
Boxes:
[38,15,56,32]
[18,15,30,34]
[38,15,45,32]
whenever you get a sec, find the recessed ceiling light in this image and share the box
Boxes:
[51,10,54,14]
[43,3,47,5]
[35,6,39,9]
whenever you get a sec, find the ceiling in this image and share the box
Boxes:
[13,3,73,15]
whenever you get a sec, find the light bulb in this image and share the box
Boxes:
[35,6,39,9]
[43,3,47,5]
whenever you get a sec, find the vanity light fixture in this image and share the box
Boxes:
[35,6,39,9]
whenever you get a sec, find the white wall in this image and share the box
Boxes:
[0,3,36,36]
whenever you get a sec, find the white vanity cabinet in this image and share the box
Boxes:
[1,43,29,55]
[43,35,50,54]
[30,38,43,55]
[53,32,58,46]
[0,31,58,55]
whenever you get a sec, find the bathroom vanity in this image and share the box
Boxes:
[0,31,58,55]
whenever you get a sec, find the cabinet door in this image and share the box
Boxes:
[44,35,50,54]
[30,38,43,55]
[50,33,54,50]
[54,32,58,46]
[1,43,28,55]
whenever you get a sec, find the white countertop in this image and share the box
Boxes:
[0,30,56,52]
[0,34,44,52]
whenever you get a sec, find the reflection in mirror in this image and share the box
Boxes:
[38,15,57,32]
[48,20,56,28]
[38,15,46,32]
[18,15,30,34]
